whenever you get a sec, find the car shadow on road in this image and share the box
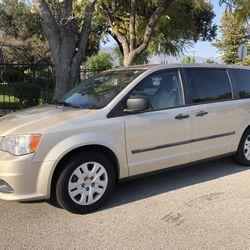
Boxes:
[21,157,248,211]
[102,157,248,210]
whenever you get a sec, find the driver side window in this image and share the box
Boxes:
[130,70,184,110]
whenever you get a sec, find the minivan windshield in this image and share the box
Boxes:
[58,69,145,109]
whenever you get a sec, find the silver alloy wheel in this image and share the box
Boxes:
[68,162,108,206]
[244,135,250,160]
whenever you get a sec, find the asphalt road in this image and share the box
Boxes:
[0,157,250,250]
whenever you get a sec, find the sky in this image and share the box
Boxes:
[187,0,225,59]
[101,0,226,60]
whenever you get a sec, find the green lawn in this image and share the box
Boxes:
[0,95,16,103]
[0,93,18,109]
[0,90,53,111]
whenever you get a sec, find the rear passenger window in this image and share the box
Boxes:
[186,69,232,104]
[233,70,250,98]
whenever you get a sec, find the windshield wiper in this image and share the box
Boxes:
[53,100,82,109]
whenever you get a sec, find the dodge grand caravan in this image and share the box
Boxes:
[0,64,250,214]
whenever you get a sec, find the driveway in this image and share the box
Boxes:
[0,157,249,250]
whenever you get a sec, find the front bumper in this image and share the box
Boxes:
[0,152,54,201]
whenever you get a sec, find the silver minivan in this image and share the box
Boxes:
[0,64,250,214]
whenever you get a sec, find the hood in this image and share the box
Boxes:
[0,104,96,136]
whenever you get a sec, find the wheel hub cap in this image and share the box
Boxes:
[68,162,108,206]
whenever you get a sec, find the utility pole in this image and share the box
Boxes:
[191,51,196,63]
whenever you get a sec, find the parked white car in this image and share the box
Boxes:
[0,64,250,214]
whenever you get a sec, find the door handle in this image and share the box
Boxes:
[195,111,208,117]
[175,114,190,120]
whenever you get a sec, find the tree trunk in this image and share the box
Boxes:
[123,53,137,67]
[53,61,80,100]
[34,0,96,100]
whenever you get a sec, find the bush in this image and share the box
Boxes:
[33,77,54,90]
[41,90,54,104]
[85,51,113,71]
[2,69,25,83]
[13,82,41,108]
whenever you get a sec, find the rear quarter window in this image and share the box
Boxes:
[186,68,232,104]
[233,69,250,98]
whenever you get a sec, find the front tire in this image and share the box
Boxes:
[234,128,250,166]
[56,151,116,214]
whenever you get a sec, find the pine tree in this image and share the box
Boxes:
[214,11,249,64]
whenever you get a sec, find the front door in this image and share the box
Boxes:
[124,69,192,176]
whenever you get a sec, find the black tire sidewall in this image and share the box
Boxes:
[56,151,116,214]
[235,128,250,166]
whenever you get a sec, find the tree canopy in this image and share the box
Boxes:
[98,0,217,66]
[182,56,192,64]
[219,0,250,25]
[205,59,215,64]
[0,0,50,64]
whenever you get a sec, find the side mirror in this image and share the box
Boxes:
[124,96,150,113]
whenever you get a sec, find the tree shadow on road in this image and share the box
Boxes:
[102,157,248,210]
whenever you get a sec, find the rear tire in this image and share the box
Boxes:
[55,151,116,214]
[234,128,250,166]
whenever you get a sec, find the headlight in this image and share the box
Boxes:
[0,135,42,156]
